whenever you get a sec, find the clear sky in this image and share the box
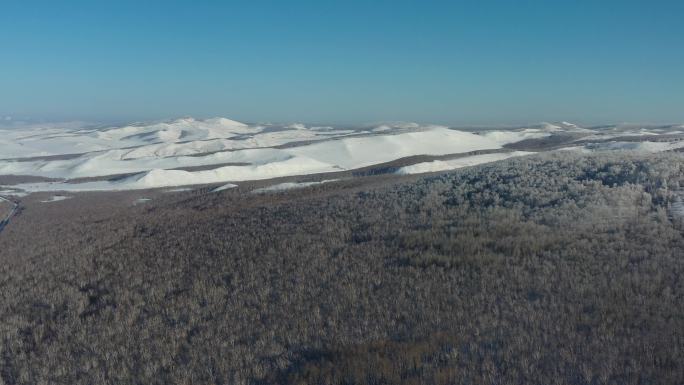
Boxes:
[1,0,683,125]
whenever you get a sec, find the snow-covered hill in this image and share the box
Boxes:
[5,125,506,191]
[1,118,683,192]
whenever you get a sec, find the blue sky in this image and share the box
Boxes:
[1,0,683,125]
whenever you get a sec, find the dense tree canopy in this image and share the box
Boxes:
[1,151,683,384]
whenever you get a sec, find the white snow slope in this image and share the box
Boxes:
[252,179,339,193]
[396,152,534,175]
[4,120,504,191]
[2,118,683,192]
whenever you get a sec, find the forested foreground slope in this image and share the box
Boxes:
[1,152,683,384]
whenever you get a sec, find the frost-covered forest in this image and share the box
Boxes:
[1,151,683,384]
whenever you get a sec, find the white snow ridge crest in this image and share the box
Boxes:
[4,117,682,193]
[1,119,511,191]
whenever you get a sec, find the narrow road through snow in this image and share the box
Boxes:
[0,195,18,234]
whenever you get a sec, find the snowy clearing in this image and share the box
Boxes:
[252,179,339,193]
[396,152,535,175]
[212,183,238,193]
[40,195,73,203]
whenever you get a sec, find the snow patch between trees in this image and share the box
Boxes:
[396,152,534,175]
[252,179,339,193]
[40,195,72,203]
